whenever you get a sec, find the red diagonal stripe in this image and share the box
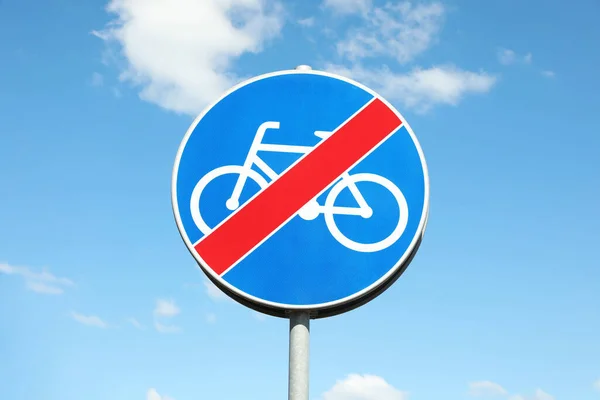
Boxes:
[195,98,402,275]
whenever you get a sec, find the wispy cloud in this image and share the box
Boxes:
[325,1,496,112]
[154,321,181,334]
[128,318,145,330]
[497,48,532,65]
[531,389,554,400]
[327,63,496,113]
[324,0,371,15]
[298,17,315,27]
[468,381,553,400]
[322,374,408,400]
[468,381,507,397]
[497,48,517,65]
[94,0,493,116]
[336,1,445,64]
[187,280,231,302]
[541,70,556,78]
[153,299,180,318]
[594,378,600,392]
[321,376,556,400]
[26,281,64,295]
[203,280,230,302]
[147,388,174,400]
[153,299,181,333]
[0,262,74,295]
[497,48,555,79]
[71,312,108,328]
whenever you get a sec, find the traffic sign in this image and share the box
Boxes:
[172,68,429,318]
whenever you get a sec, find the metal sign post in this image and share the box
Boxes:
[288,311,310,400]
[172,63,429,400]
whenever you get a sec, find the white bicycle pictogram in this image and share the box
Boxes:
[190,121,409,252]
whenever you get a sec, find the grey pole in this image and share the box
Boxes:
[288,311,310,400]
[287,64,313,400]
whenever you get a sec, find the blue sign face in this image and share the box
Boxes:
[172,69,429,317]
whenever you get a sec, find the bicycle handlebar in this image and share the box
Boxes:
[255,122,331,141]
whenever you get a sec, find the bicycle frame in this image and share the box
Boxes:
[228,121,370,218]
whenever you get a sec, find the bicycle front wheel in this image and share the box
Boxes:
[324,173,409,252]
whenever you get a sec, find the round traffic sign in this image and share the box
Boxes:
[172,68,429,318]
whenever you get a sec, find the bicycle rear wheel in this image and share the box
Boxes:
[190,165,269,235]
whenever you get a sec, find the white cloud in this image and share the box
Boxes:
[319,377,555,400]
[508,389,554,400]
[532,389,554,400]
[497,48,532,65]
[324,0,371,15]
[25,281,64,295]
[298,17,315,27]
[153,299,181,333]
[322,374,408,400]
[128,318,145,329]
[93,0,284,115]
[468,382,553,400]
[154,321,181,334]
[541,70,555,78]
[154,299,180,318]
[324,1,495,112]
[92,0,493,115]
[204,279,230,302]
[147,388,174,400]
[326,63,496,113]
[468,381,507,397]
[0,262,74,295]
[336,2,445,64]
[0,263,12,273]
[594,378,600,391]
[71,312,108,328]
[497,48,516,65]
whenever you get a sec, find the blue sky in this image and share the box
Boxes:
[1,0,599,399]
